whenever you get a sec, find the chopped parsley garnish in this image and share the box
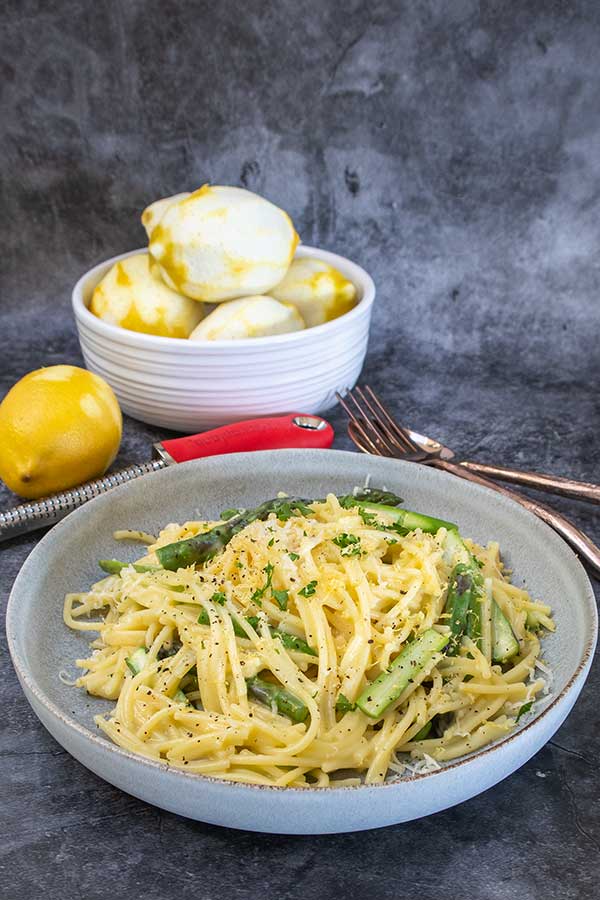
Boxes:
[268,537,275,548]
[357,506,408,536]
[390,523,410,536]
[210,591,227,605]
[288,552,300,561]
[220,508,242,520]
[335,693,356,713]
[249,563,290,610]
[250,562,275,605]
[275,500,314,522]
[333,533,362,556]
[275,631,317,656]
[272,588,289,611]
[516,701,534,723]
[358,506,379,526]
[299,580,318,598]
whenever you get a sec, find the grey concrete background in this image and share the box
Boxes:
[1,1,599,898]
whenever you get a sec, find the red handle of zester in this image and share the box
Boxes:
[157,414,335,464]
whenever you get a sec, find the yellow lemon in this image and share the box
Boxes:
[189,296,305,340]
[141,192,191,240]
[149,185,299,302]
[0,365,122,499]
[91,254,204,338]
[270,257,357,327]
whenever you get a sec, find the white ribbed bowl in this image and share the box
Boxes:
[72,246,375,431]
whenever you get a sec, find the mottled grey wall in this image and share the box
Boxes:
[3,1,600,388]
[2,4,600,898]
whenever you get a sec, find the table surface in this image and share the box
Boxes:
[2,2,600,898]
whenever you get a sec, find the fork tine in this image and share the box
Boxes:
[337,390,398,457]
[348,420,382,456]
[335,392,387,456]
[363,385,423,455]
[347,421,383,456]
[344,389,401,457]
[353,385,413,454]
[348,391,397,456]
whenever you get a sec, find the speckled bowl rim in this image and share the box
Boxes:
[6,450,597,794]
[72,244,376,349]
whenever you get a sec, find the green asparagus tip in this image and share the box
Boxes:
[99,559,161,575]
[246,675,308,723]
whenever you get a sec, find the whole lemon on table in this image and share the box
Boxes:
[0,365,122,499]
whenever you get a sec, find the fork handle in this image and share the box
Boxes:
[458,460,600,504]
[432,459,600,578]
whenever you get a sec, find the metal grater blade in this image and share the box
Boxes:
[0,458,166,542]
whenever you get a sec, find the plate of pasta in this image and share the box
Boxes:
[6,450,597,833]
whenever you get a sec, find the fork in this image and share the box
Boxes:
[338,386,600,577]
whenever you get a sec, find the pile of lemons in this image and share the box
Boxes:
[90,185,357,340]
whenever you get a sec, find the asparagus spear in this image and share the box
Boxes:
[125,646,148,675]
[100,559,161,575]
[466,580,484,650]
[156,497,313,571]
[179,669,199,693]
[356,629,449,718]
[443,531,518,663]
[339,488,405,507]
[445,563,482,656]
[480,579,494,662]
[492,601,519,662]
[443,529,484,654]
[246,675,308,722]
[413,720,433,741]
[352,501,458,536]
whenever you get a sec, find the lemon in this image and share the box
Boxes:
[148,185,299,302]
[270,257,357,327]
[90,254,204,338]
[141,192,191,240]
[189,296,305,340]
[0,366,122,499]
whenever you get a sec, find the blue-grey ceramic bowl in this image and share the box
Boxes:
[6,450,597,833]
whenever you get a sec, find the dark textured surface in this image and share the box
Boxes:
[1,1,599,898]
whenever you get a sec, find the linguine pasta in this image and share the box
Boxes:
[64,493,554,787]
